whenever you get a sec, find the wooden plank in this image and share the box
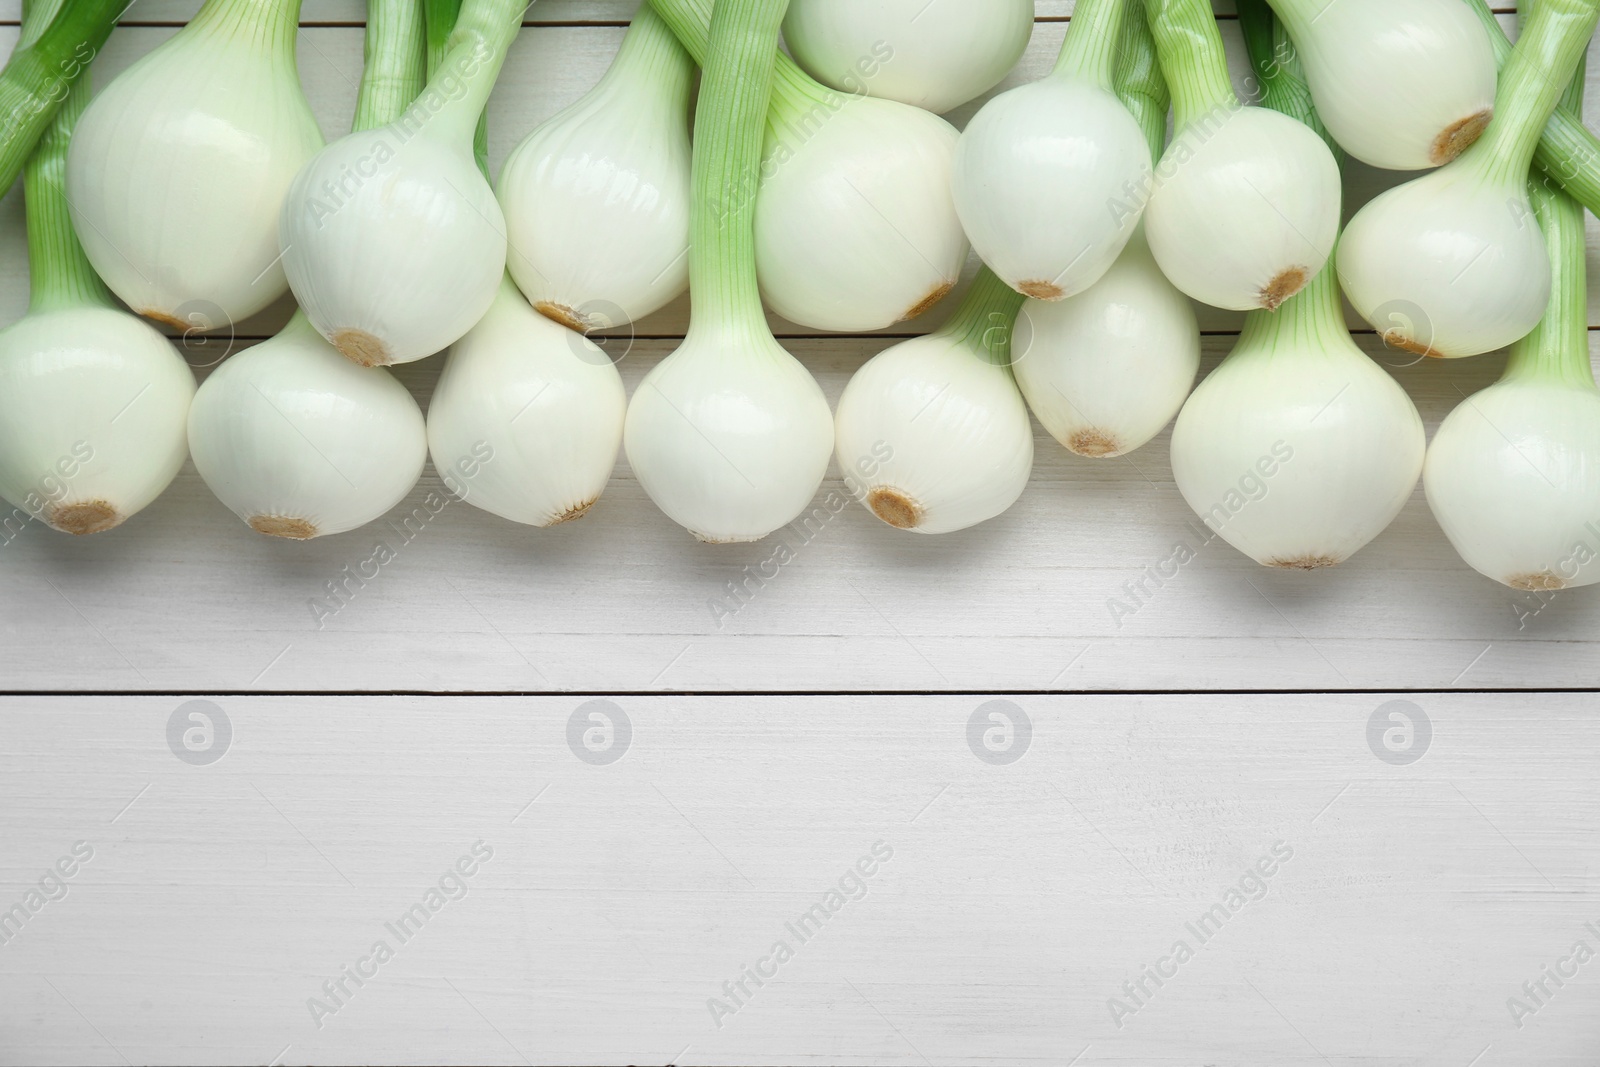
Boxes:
[0,332,1597,694]
[0,693,1595,1065]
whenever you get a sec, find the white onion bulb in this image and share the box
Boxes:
[625,327,835,543]
[65,0,325,329]
[498,5,694,331]
[187,314,427,539]
[1337,160,1548,360]
[834,272,1034,534]
[1427,380,1600,590]
[1170,274,1425,568]
[758,94,966,330]
[1144,106,1341,311]
[0,309,195,534]
[427,277,626,526]
[781,0,1035,115]
[952,74,1150,301]
[1270,0,1496,170]
[1013,227,1199,457]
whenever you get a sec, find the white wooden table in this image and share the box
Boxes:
[1,3,1596,1065]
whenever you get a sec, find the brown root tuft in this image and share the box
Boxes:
[544,498,596,526]
[535,301,591,333]
[249,515,319,540]
[1067,429,1121,458]
[1506,572,1565,591]
[1266,554,1342,570]
[331,329,391,367]
[1430,109,1492,166]
[1260,267,1309,310]
[1382,330,1442,358]
[46,500,122,536]
[1017,280,1065,301]
[868,487,923,530]
[902,282,954,322]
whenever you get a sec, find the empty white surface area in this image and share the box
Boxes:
[0,693,1596,1066]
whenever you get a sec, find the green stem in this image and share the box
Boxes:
[1464,0,1600,217]
[1053,0,1129,88]
[1463,0,1600,187]
[684,0,788,342]
[401,0,521,155]
[1145,0,1239,130]
[939,269,1027,368]
[22,0,112,313]
[1113,1,1170,158]
[1505,54,1594,389]
[0,0,124,199]
[421,0,488,173]
[355,0,427,132]
[649,0,843,139]
[1237,0,1338,158]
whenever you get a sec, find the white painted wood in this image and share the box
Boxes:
[0,693,1595,1066]
[0,7,1599,694]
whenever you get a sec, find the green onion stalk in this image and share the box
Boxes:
[624,0,836,544]
[0,0,125,197]
[182,0,432,542]
[1423,34,1600,592]
[1165,0,1425,571]
[0,0,196,536]
[1463,0,1600,217]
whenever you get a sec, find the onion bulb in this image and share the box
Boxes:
[835,270,1034,535]
[781,0,1034,115]
[187,314,427,539]
[652,0,967,332]
[1269,0,1496,170]
[427,277,626,527]
[0,24,194,537]
[1425,72,1600,590]
[1337,0,1600,359]
[1142,0,1340,312]
[498,4,694,332]
[65,0,325,330]
[279,0,526,366]
[951,0,1149,301]
[624,0,833,543]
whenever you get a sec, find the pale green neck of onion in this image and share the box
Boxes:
[1052,0,1128,89]
[937,270,1027,368]
[1236,0,1337,157]
[1144,0,1238,130]
[355,0,427,132]
[599,3,694,101]
[1504,51,1594,390]
[1462,0,1600,186]
[187,0,304,53]
[683,0,786,345]
[647,0,846,143]
[1113,0,1170,157]
[22,0,111,314]
[1236,253,1345,355]
[400,0,522,148]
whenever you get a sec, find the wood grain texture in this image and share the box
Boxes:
[0,693,1595,1066]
